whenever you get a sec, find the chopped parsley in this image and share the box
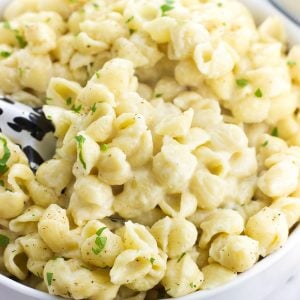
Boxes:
[66,97,72,106]
[95,71,100,79]
[177,252,186,263]
[2,22,27,48]
[46,272,53,286]
[126,16,134,24]
[0,234,9,247]
[262,140,268,147]
[96,227,107,236]
[0,137,11,174]
[18,68,24,77]
[75,135,86,169]
[129,29,135,35]
[271,127,279,137]
[287,61,297,67]
[15,31,27,48]
[189,282,197,288]
[100,143,109,152]
[254,88,263,98]
[161,0,175,16]
[0,51,11,58]
[0,180,4,187]
[155,93,163,98]
[236,79,248,88]
[93,236,106,254]
[91,103,97,113]
[3,21,11,29]
[150,257,155,265]
[71,104,82,113]
[92,227,107,255]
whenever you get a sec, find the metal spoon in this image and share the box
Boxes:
[0,97,56,171]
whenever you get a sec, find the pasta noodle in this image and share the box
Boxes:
[0,0,300,299]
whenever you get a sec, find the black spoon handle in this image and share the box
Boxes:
[0,97,56,171]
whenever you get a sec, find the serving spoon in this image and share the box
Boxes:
[0,96,127,223]
[0,97,56,171]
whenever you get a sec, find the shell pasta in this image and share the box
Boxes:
[1,0,300,299]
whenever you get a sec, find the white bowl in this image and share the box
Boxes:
[270,0,300,25]
[0,0,300,299]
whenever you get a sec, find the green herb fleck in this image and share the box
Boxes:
[189,282,197,288]
[46,272,53,286]
[217,2,223,6]
[126,16,134,24]
[160,0,174,16]
[254,88,263,98]
[3,21,11,30]
[18,68,24,77]
[92,247,101,255]
[287,61,297,67]
[94,236,106,251]
[96,227,107,236]
[155,93,163,98]
[91,103,97,113]
[0,180,4,187]
[129,29,135,35]
[66,97,72,106]
[150,257,155,265]
[0,137,11,174]
[92,3,99,9]
[271,127,279,137]
[177,252,186,263]
[0,51,11,58]
[0,234,9,247]
[262,141,268,147]
[236,79,248,88]
[75,135,86,169]
[71,104,82,114]
[15,31,27,48]
[95,71,100,79]
[92,227,107,255]
[100,144,109,152]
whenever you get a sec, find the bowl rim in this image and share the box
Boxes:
[0,0,300,299]
[1,226,300,300]
[177,225,300,300]
[269,0,300,26]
